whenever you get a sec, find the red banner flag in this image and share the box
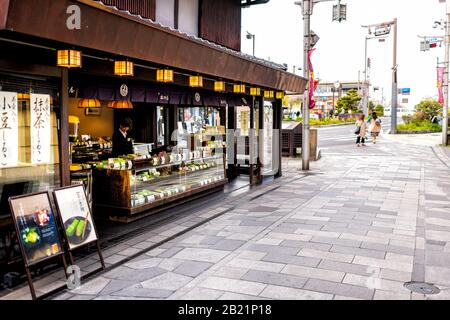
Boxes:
[308,49,318,109]
[437,66,445,105]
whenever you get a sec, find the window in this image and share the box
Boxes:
[178,0,199,36]
[0,74,61,204]
[155,0,175,28]
[155,0,199,36]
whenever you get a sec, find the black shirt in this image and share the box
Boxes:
[112,129,133,157]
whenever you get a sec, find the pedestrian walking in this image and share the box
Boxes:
[369,113,382,144]
[355,114,367,147]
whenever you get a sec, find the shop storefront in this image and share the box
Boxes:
[0,0,306,277]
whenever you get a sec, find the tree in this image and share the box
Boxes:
[415,99,442,120]
[335,89,362,114]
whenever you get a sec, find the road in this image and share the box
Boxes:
[317,117,391,151]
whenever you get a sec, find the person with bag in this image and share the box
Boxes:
[369,113,382,144]
[355,114,367,147]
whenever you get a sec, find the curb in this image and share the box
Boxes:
[311,123,354,128]
[432,146,450,169]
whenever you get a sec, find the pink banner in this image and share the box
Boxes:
[308,49,318,109]
[437,66,445,105]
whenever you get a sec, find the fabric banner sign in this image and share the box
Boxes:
[308,49,319,109]
[30,94,51,164]
[437,67,445,105]
[0,91,18,167]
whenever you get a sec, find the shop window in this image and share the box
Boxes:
[0,77,60,203]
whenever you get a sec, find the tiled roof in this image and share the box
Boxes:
[95,1,288,72]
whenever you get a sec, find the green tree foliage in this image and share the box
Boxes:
[335,89,362,114]
[374,104,384,116]
[415,99,442,120]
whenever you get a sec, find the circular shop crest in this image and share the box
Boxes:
[194,92,201,103]
[120,84,129,97]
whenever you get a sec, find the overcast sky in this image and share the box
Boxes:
[241,0,446,106]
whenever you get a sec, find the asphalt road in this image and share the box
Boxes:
[317,117,391,151]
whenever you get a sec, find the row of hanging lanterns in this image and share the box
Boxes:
[77,99,133,109]
[56,49,285,99]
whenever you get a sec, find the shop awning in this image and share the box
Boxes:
[0,0,307,93]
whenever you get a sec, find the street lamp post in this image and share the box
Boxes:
[246,31,256,56]
[444,2,450,145]
[362,19,398,133]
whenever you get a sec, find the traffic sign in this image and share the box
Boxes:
[309,30,320,48]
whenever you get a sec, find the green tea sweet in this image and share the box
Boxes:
[66,219,79,237]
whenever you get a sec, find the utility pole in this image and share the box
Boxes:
[364,37,369,117]
[302,0,311,170]
[443,1,450,145]
[391,18,398,134]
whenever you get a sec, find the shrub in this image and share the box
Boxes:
[415,99,442,120]
[397,120,441,132]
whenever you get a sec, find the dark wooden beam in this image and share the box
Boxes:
[60,68,70,186]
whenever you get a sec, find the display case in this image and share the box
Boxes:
[92,147,227,222]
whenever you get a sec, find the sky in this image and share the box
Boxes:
[241,0,446,107]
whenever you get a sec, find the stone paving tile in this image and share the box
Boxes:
[281,264,345,283]
[68,277,111,296]
[141,272,193,291]
[303,279,374,300]
[298,248,354,263]
[199,276,267,296]
[172,248,230,263]
[99,279,137,296]
[241,270,308,289]
[219,292,269,300]
[173,261,213,277]
[317,260,372,276]
[373,290,411,300]
[262,252,320,268]
[280,240,332,251]
[178,288,224,300]
[343,274,410,294]
[259,285,333,300]
[213,267,249,280]
[211,239,246,251]
[247,243,300,256]
[103,266,166,282]
[112,286,173,299]
[227,258,285,273]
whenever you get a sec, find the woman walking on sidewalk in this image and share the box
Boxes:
[369,113,382,144]
[355,114,367,147]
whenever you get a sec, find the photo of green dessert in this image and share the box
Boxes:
[63,216,92,245]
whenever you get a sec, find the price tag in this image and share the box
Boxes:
[148,195,156,202]
[175,188,179,193]
[128,160,133,168]
[167,190,172,196]
[159,193,165,198]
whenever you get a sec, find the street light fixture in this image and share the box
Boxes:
[362,19,398,134]
[246,31,256,56]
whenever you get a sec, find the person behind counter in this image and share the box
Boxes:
[112,118,134,157]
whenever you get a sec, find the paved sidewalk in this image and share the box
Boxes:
[50,135,450,300]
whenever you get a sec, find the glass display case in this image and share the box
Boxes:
[92,146,227,220]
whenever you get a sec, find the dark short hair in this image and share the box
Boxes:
[372,114,378,120]
[120,118,133,129]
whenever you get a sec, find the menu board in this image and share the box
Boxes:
[0,91,18,167]
[30,94,51,164]
[9,192,63,266]
[53,185,98,250]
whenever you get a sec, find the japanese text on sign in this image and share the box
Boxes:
[0,91,18,167]
[30,94,51,164]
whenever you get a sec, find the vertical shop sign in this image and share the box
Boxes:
[0,91,18,167]
[30,94,51,164]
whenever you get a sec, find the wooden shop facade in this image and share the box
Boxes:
[0,0,306,273]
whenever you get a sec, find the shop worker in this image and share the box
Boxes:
[112,118,133,157]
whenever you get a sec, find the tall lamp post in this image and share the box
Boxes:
[362,35,387,117]
[246,31,256,56]
[362,19,398,133]
[294,0,347,171]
